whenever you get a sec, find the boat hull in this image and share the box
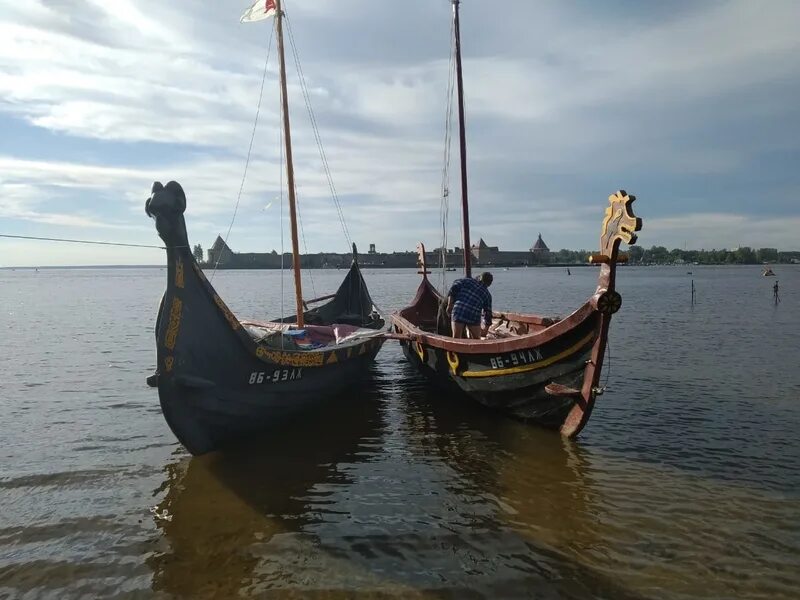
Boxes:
[153,253,388,455]
[395,312,597,429]
[399,341,591,427]
[158,344,382,455]
[390,267,611,437]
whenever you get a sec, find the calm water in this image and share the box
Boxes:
[1,265,799,599]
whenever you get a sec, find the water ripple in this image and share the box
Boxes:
[0,266,798,598]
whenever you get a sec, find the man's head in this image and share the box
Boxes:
[478,272,493,287]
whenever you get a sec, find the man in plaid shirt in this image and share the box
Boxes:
[445,272,493,339]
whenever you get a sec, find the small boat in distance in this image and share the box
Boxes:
[145,0,387,455]
[391,0,642,438]
[762,267,776,276]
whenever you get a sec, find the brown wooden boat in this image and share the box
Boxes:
[390,1,642,438]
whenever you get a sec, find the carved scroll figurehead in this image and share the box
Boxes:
[416,242,430,277]
[590,190,642,264]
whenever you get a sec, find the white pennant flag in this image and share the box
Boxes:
[240,0,277,23]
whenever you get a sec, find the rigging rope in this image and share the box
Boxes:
[294,192,317,298]
[280,101,285,345]
[439,15,457,292]
[596,340,612,394]
[0,233,178,250]
[604,341,612,389]
[211,25,275,282]
[285,14,353,251]
[275,14,316,300]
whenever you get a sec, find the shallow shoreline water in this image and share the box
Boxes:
[1,265,799,598]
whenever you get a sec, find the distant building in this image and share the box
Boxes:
[204,234,557,270]
[208,236,234,266]
[530,233,551,264]
[207,235,283,268]
[471,238,499,263]
[531,233,549,253]
[469,237,542,267]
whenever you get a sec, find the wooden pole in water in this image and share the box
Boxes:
[691,279,696,305]
[453,0,472,278]
[275,0,304,327]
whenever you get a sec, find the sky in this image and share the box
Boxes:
[0,0,798,267]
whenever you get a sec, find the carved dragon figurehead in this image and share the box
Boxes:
[591,190,642,264]
[145,181,189,249]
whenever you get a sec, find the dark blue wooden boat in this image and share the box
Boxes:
[144,2,387,455]
[146,182,387,455]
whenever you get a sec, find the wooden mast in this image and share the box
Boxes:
[275,0,305,327]
[453,0,472,278]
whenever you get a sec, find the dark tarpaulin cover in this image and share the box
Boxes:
[277,261,383,328]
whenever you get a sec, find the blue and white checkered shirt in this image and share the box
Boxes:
[449,277,492,327]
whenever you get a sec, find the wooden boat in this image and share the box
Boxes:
[762,267,776,276]
[391,1,642,438]
[145,0,387,455]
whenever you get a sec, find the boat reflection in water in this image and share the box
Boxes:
[148,369,388,598]
[397,374,642,599]
[148,363,641,598]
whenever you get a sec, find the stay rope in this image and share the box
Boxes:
[287,11,368,316]
[286,13,369,321]
[210,25,275,282]
[439,16,457,292]
[603,340,612,390]
[280,85,286,331]
[278,12,316,299]
[285,14,353,251]
[294,188,317,299]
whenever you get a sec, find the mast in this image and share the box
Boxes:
[275,0,305,327]
[453,0,472,278]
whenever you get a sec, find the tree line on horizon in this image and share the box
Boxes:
[521,246,797,265]
[627,246,798,265]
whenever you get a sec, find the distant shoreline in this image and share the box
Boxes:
[3,263,798,271]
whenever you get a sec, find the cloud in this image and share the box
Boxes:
[0,0,798,267]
